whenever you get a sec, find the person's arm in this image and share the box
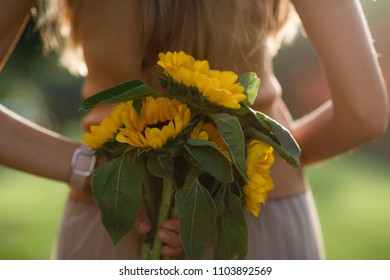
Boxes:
[0,103,185,257]
[0,1,184,257]
[290,0,389,165]
[0,106,184,257]
[0,0,35,71]
[0,104,79,181]
[0,0,79,181]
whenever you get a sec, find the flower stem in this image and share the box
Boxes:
[149,177,174,259]
[140,236,151,260]
[139,171,156,259]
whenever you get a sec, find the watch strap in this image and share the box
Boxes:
[69,145,96,191]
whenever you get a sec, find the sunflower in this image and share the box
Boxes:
[243,139,275,217]
[195,71,247,109]
[190,120,230,160]
[157,51,246,109]
[157,51,209,85]
[116,97,191,149]
[81,103,126,149]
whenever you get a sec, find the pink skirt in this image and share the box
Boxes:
[55,190,325,259]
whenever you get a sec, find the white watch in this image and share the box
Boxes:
[69,145,96,191]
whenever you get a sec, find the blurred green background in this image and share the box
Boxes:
[1,1,389,259]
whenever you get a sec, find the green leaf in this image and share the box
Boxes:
[235,105,301,167]
[175,172,218,259]
[208,113,248,179]
[147,156,174,178]
[238,72,260,105]
[91,151,144,244]
[258,111,300,166]
[244,110,301,168]
[96,141,129,159]
[214,187,248,259]
[80,79,142,110]
[132,99,143,115]
[235,104,273,137]
[185,139,233,183]
[80,79,164,111]
[142,172,161,239]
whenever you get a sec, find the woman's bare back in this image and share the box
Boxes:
[74,0,306,199]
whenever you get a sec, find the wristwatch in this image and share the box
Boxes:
[69,145,97,191]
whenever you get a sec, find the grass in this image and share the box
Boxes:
[307,153,390,259]
[0,152,389,259]
[0,170,67,259]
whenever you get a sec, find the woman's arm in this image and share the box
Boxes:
[0,1,184,258]
[0,104,79,182]
[0,106,184,257]
[290,0,389,165]
[0,0,79,181]
[0,0,35,70]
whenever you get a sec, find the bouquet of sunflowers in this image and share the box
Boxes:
[81,51,300,259]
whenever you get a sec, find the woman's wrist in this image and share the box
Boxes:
[68,144,96,191]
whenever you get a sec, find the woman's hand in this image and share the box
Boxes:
[135,201,184,258]
[157,219,183,257]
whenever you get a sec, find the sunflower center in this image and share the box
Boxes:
[146,120,171,131]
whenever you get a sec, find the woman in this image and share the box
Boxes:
[0,0,388,259]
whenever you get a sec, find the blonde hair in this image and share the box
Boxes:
[38,0,299,75]
[37,0,87,76]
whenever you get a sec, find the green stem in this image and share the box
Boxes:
[140,236,151,260]
[139,171,156,260]
[149,177,174,259]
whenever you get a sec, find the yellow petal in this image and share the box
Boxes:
[144,127,164,149]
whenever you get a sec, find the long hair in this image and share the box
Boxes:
[36,0,87,75]
[140,0,298,70]
[37,0,298,75]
